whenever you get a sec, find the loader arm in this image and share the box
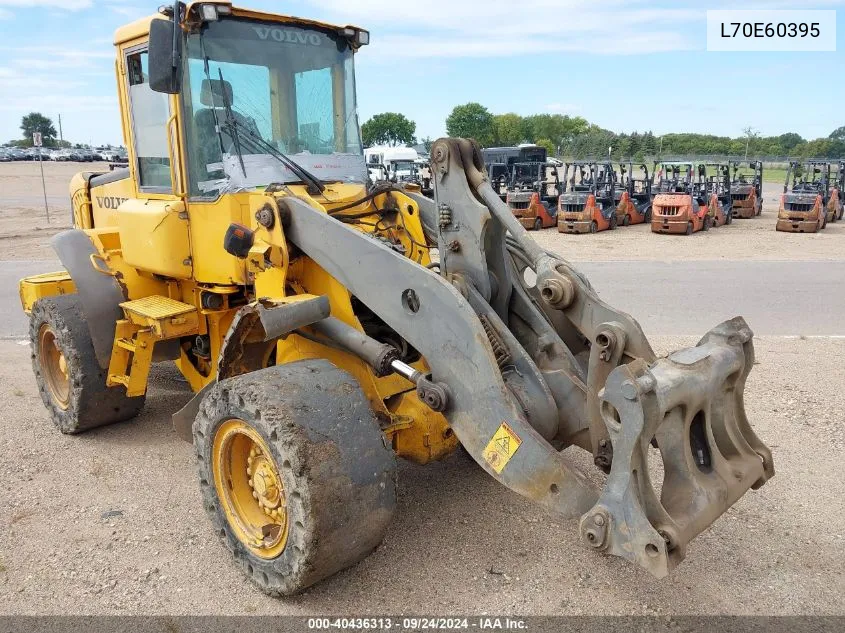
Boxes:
[282,138,773,578]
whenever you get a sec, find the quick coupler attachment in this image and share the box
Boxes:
[580,317,774,577]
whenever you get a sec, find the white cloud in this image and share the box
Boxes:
[303,0,702,57]
[0,8,11,18]
[545,103,580,114]
[362,29,692,59]
[0,0,92,8]
[7,45,113,60]
[110,5,142,19]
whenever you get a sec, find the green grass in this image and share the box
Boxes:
[762,168,788,184]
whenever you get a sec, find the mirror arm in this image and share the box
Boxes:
[171,1,181,72]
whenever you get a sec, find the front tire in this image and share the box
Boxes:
[194,360,397,596]
[30,295,145,434]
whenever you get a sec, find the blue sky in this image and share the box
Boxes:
[0,0,843,146]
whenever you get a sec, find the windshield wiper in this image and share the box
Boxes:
[216,68,248,178]
[199,33,325,194]
[222,112,326,194]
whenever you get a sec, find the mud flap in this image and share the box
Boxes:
[580,317,774,577]
[51,230,126,369]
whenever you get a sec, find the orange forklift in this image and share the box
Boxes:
[506,162,561,230]
[730,161,763,218]
[651,162,714,235]
[614,161,652,226]
[557,161,617,233]
[826,160,845,224]
[776,160,841,232]
[702,162,733,227]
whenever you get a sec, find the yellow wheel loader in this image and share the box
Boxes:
[19,2,774,596]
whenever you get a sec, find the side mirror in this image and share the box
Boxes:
[149,18,183,94]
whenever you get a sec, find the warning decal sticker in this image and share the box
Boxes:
[482,422,523,474]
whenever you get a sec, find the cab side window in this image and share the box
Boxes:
[126,50,172,191]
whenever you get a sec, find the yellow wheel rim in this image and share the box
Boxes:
[212,419,289,559]
[39,324,69,410]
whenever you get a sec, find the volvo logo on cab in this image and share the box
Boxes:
[95,196,128,209]
[252,27,322,45]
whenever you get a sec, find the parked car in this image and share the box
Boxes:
[0,148,11,162]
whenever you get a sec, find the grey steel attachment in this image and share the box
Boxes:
[277,136,773,578]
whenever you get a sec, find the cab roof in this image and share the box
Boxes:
[114,3,363,45]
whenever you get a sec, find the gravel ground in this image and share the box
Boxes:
[0,161,89,260]
[0,336,842,616]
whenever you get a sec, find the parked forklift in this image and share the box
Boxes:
[505,162,561,230]
[776,160,840,232]
[702,162,733,227]
[651,162,714,235]
[614,161,652,226]
[557,161,617,233]
[17,2,773,597]
[488,162,511,201]
[729,161,763,218]
[826,160,845,223]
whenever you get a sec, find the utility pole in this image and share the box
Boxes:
[33,132,50,223]
[58,114,63,145]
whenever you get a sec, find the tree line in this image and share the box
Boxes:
[14,108,840,160]
[362,103,845,160]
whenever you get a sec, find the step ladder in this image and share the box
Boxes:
[107,296,199,397]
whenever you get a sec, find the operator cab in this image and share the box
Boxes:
[137,2,370,199]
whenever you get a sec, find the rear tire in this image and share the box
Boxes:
[29,295,145,434]
[609,215,617,230]
[726,211,733,225]
[533,217,543,231]
[644,206,652,223]
[590,220,598,234]
[194,360,397,596]
[685,221,694,236]
[702,216,710,231]
[622,214,631,227]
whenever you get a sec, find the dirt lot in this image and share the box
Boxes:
[0,336,842,615]
[1,161,844,616]
[0,161,96,260]
[1,163,844,261]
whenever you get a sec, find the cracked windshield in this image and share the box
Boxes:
[183,18,365,196]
